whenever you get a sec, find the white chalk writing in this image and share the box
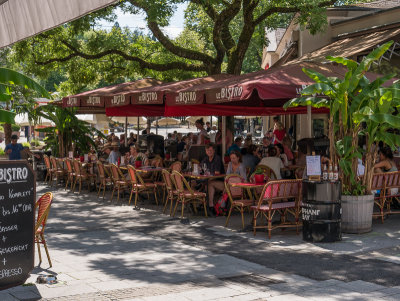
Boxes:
[0,267,23,279]
[0,244,28,255]
[0,167,28,184]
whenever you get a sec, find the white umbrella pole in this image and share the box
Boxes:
[156,118,158,135]
[137,116,140,146]
[222,116,226,156]
[125,116,128,147]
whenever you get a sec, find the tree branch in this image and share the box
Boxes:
[128,0,216,65]
[34,43,207,72]
[147,21,217,64]
[254,0,336,25]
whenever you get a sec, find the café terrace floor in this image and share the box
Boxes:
[3,182,400,301]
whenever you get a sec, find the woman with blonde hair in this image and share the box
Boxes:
[273,116,286,145]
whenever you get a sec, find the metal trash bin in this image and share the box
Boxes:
[302,180,342,243]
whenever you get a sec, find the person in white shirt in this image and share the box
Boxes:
[106,142,120,165]
[259,146,283,179]
[275,143,289,167]
[195,118,207,145]
[209,126,217,143]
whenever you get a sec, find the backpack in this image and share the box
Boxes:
[214,192,228,216]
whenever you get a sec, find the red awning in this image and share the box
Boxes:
[164,103,329,116]
[165,62,348,107]
[127,74,232,105]
[106,105,165,117]
[62,79,162,108]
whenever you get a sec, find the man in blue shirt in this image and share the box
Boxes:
[5,135,25,160]
[227,137,242,155]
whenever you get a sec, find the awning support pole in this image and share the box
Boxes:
[137,116,140,146]
[222,116,226,157]
[307,105,312,138]
[125,116,128,147]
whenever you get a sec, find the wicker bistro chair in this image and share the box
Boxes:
[72,160,96,194]
[65,158,75,191]
[35,192,54,267]
[383,171,400,217]
[162,169,180,215]
[171,170,208,218]
[127,165,158,206]
[97,161,113,198]
[249,165,277,199]
[43,155,55,185]
[110,164,130,203]
[225,174,254,229]
[371,172,387,223]
[50,156,66,186]
[251,179,302,239]
[170,161,182,172]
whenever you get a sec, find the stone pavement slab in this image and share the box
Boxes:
[3,183,400,300]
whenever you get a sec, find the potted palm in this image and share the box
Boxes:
[254,167,265,184]
[284,41,400,233]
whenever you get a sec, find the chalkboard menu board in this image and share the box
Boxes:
[0,161,35,290]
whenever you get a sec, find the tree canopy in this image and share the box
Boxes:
[6,0,362,95]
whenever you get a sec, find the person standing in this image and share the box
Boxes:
[5,134,38,160]
[195,118,207,145]
[272,116,286,144]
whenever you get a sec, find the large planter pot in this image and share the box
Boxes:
[341,194,374,234]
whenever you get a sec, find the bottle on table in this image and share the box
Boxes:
[322,164,328,181]
[328,164,334,181]
[333,164,339,181]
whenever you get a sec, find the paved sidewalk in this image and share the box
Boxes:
[2,183,400,300]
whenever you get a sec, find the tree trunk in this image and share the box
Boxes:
[4,123,12,145]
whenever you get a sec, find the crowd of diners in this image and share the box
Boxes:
[81,115,399,216]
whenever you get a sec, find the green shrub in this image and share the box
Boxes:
[30,139,41,147]
[0,148,5,156]
[22,142,31,148]
[11,124,20,131]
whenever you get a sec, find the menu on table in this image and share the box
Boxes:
[306,155,321,177]
[0,161,35,290]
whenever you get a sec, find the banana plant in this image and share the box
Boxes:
[0,67,51,143]
[35,104,105,157]
[284,41,400,195]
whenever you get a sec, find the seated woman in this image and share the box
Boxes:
[374,146,397,173]
[125,145,148,166]
[207,150,246,216]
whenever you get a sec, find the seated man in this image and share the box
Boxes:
[201,143,225,216]
[105,142,120,165]
[227,137,242,155]
[259,146,284,180]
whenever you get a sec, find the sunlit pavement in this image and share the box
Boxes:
[3,182,400,300]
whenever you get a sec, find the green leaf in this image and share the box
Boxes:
[283,96,329,109]
[0,109,16,124]
[326,56,358,70]
[369,113,400,128]
[0,68,52,99]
